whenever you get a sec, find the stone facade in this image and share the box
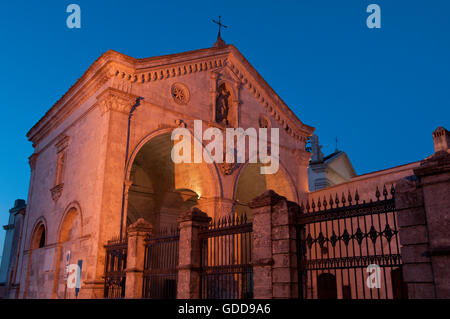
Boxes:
[9,40,313,299]
[3,37,450,299]
[395,127,450,298]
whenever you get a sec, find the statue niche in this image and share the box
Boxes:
[215,83,232,126]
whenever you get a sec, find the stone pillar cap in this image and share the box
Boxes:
[177,207,211,224]
[127,218,153,233]
[248,190,286,209]
[415,150,450,177]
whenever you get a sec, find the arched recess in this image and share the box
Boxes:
[24,218,48,298]
[58,202,83,243]
[53,203,83,299]
[126,128,221,233]
[30,219,47,250]
[233,159,298,220]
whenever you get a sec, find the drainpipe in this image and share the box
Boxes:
[119,97,144,242]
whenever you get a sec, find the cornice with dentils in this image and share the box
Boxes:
[27,45,315,146]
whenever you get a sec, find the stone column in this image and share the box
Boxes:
[395,127,450,299]
[395,177,435,298]
[413,148,450,299]
[95,88,140,289]
[177,207,211,299]
[249,190,299,299]
[125,218,152,299]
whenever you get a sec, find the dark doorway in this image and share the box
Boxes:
[391,268,408,299]
[317,273,337,299]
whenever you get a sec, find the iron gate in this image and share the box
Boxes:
[297,185,407,299]
[143,229,179,299]
[199,215,253,299]
[104,237,127,298]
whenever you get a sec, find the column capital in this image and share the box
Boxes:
[96,87,139,116]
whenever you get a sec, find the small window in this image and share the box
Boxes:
[33,224,46,249]
[38,228,46,248]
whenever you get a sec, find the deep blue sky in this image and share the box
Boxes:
[0,0,449,257]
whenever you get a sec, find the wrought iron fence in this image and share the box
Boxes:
[297,185,407,299]
[143,228,179,299]
[199,215,253,299]
[104,237,127,299]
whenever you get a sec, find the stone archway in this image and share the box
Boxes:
[233,161,297,220]
[53,205,83,299]
[126,131,220,233]
[24,219,48,299]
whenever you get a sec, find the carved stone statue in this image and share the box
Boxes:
[216,84,231,125]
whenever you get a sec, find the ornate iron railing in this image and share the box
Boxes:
[142,228,179,299]
[199,215,253,299]
[104,237,127,299]
[297,185,407,299]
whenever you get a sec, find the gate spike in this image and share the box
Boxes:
[383,184,388,199]
[300,202,305,213]
[329,195,334,208]
[341,192,346,206]
[355,189,360,203]
[335,193,339,206]
[375,186,381,200]
[236,214,240,225]
[317,197,322,210]
[243,213,247,223]
[306,200,310,213]
[390,184,395,197]
[348,190,352,205]
[323,197,328,210]
[228,215,232,226]
[311,198,316,212]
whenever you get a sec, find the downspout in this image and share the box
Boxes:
[119,97,144,242]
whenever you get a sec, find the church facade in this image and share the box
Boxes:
[2,39,450,299]
[10,39,314,298]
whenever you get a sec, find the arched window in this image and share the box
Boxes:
[32,224,46,249]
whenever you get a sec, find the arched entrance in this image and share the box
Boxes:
[54,205,82,298]
[234,162,297,220]
[127,132,219,233]
[24,220,48,298]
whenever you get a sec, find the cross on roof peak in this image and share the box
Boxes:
[212,16,227,39]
